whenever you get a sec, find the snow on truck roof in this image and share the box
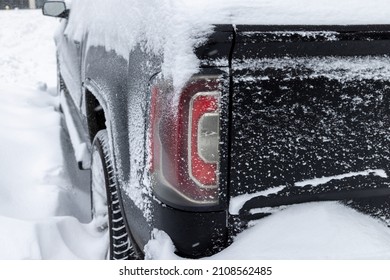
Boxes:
[64,0,390,89]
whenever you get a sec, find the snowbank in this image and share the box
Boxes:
[145,202,390,259]
[214,202,390,259]
[0,10,106,260]
[0,9,57,87]
[0,216,106,259]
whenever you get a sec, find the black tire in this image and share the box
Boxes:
[91,130,137,260]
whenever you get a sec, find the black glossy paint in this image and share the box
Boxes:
[230,27,390,206]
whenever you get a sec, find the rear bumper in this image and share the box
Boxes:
[152,199,228,258]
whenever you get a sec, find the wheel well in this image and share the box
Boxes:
[86,89,106,142]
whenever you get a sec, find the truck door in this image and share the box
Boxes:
[56,15,83,108]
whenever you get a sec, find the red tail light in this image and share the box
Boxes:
[150,77,220,208]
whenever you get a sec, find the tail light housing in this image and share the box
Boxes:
[150,77,220,208]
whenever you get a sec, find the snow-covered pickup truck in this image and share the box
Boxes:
[43,0,390,259]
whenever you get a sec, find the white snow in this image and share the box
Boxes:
[213,202,390,259]
[295,169,388,187]
[0,10,57,87]
[229,186,286,215]
[64,0,390,90]
[0,216,107,259]
[144,229,180,260]
[0,9,107,259]
[3,6,390,260]
[235,56,390,82]
[146,202,390,259]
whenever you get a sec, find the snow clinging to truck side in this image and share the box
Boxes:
[64,0,390,91]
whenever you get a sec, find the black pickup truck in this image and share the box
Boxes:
[43,1,390,259]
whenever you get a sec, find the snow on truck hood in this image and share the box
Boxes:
[64,0,390,90]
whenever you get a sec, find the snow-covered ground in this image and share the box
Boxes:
[0,9,107,259]
[2,8,390,260]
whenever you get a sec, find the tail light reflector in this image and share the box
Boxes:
[189,92,219,187]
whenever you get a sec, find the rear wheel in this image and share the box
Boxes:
[91,130,137,259]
